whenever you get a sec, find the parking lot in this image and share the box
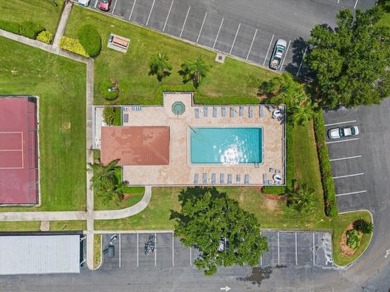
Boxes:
[323,108,369,212]
[100,230,334,271]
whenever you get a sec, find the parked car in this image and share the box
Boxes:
[269,39,287,70]
[78,0,91,6]
[328,126,359,139]
[98,0,111,11]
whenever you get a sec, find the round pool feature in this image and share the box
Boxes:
[172,101,185,115]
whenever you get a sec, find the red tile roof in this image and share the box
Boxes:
[101,126,170,166]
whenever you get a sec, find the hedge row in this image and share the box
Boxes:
[0,20,45,39]
[313,110,338,217]
[78,25,102,57]
[60,36,89,58]
[285,118,295,191]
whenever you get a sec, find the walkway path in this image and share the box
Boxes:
[0,2,153,271]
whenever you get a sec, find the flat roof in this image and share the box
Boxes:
[101,126,170,166]
[0,96,38,204]
[0,234,81,275]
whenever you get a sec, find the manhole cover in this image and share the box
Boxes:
[172,101,185,115]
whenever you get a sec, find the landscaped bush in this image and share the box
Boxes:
[0,20,21,35]
[103,107,121,126]
[261,186,286,195]
[19,21,45,39]
[346,229,360,249]
[313,110,338,217]
[353,219,374,234]
[99,79,119,100]
[77,25,102,57]
[60,36,89,57]
[37,31,54,44]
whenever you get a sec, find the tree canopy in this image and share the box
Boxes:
[180,56,209,88]
[148,52,172,81]
[306,7,390,109]
[171,187,268,276]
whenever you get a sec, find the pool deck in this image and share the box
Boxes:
[102,92,285,186]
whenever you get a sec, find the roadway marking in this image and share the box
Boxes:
[333,172,364,179]
[129,0,137,21]
[296,46,308,77]
[229,23,241,55]
[260,254,263,266]
[330,155,362,162]
[262,34,274,66]
[189,246,192,266]
[146,0,156,26]
[94,0,98,8]
[246,28,258,60]
[136,233,139,267]
[213,18,224,49]
[295,232,298,266]
[277,232,280,265]
[279,40,291,71]
[336,190,367,197]
[163,0,174,32]
[326,138,359,144]
[196,12,208,43]
[312,233,315,266]
[119,234,122,268]
[354,0,359,9]
[172,232,175,266]
[111,0,118,14]
[325,120,356,127]
[180,6,191,38]
[154,233,157,267]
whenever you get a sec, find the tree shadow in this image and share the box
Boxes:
[284,37,311,79]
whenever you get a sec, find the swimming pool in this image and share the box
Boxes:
[190,127,263,165]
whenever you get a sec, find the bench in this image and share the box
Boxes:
[111,36,128,48]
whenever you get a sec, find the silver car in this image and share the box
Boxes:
[328,126,359,139]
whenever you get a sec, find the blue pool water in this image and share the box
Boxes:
[190,127,263,164]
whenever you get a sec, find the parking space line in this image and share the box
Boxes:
[296,46,308,77]
[154,232,157,267]
[246,29,258,60]
[136,233,139,267]
[333,172,364,179]
[277,231,280,265]
[129,0,137,21]
[163,0,174,32]
[229,23,241,55]
[279,40,291,71]
[119,234,122,268]
[189,246,192,266]
[172,232,175,266]
[260,254,262,266]
[354,0,359,9]
[213,18,224,49]
[330,155,362,162]
[196,12,208,43]
[262,34,274,66]
[326,138,359,144]
[325,120,356,127]
[94,0,98,8]
[146,0,156,26]
[111,0,118,14]
[295,232,298,266]
[312,233,315,266]
[180,6,191,38]
[336,190,367,197]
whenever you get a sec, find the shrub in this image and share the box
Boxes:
[353,219,374,234]
[285,120,295,191]
[346,229,360,249]
[19,21,45,39]
[77,25,102,57]
[103,107,122,126]
[37,31,54,44]
[99,79,119,100]
[60,36,89,58]
[262,186,286,195]
[313,110,338,217]
[0,20,20,35]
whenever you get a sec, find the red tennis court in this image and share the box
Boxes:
[0,97,38,204]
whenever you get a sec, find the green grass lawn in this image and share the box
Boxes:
[0,37,86,211]
[0,0,64,34]
[64,6,274,106]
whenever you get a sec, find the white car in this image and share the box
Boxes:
[328,126,359,139]
[269,39,287,70]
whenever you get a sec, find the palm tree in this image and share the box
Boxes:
[149,52,172,81]
[287,184,316,213]
[291,100,314,126]
[180,56,209,88]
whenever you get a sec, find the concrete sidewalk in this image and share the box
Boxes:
[52,1,73,53]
